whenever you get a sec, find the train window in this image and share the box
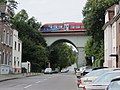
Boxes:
[76,26,81,28]
[49,25,52,28]
[58,25,63,28]
[70,26,75,29]
[81,25,85,28]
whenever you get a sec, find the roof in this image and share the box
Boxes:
[43,22,84,26]
[107,4,116,11]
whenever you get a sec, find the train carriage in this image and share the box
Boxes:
[40,22,85,32]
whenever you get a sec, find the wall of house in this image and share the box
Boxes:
[116,18,120,67]
[12,29,22,73]
[111,22,117,68]
[104,25,112,67]
[0,21,13,74]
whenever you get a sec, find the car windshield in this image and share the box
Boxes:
[45,68,51,71]
[84,69,110,77]
[93,72,120,84]
[108,80,120,90]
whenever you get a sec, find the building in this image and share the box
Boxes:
[12,29,22,73]
[0,1,22,74]
[103,3,120,68]
[0,0,13,75]
[22,61,31,73]
[0,18,13,74]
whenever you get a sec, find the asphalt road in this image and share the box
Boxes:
[0,73,78,90]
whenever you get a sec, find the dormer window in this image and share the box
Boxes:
[108,11,115,21]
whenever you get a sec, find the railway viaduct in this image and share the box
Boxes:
[41,31,90,67]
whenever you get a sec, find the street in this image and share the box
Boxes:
[0,73,78,90]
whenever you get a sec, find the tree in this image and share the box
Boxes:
[83,0,119,67]
[14,9,29,21]
[27,17,41,30]
[0,0,5,3]
[49,43,77,70]
[7,0,18,17]
[0,0,18,21]
[12,10,48,72]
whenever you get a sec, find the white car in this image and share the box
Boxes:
[44,68,52,74]
[106,76,120,90]
[61,68,69,73]
[78,68,120,88]
[84,71,120,90]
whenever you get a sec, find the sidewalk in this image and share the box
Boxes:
[0,73,41,82]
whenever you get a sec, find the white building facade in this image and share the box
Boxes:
[12,29,22,73]
[103,5,119,68]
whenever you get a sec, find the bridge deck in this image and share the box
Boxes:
[41,31,87,36]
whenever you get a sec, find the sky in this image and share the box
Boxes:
[15,0,87,24]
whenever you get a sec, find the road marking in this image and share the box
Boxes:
[24,84,32,89]
[35,81,41,83]
[48,77,52,78]
[43,79,47,81]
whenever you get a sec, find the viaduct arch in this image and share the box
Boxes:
[41,31,90,67]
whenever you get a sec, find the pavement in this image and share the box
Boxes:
[0,73,41,82]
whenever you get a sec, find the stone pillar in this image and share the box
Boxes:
[77,47,86,68]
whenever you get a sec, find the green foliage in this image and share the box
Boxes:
[0,0,5,3]
[83,0,119,67]
[28,17,41,30]
[14,9,29,21]
[12,9,48,72]
[49,43,77,70]
[0,0,18,17]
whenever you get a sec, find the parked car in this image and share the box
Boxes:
[76,69,81,78]
[61,68,69,73]
[44,68,52,74]
[84,71,120,90]
[106,76,120,90]
[77,68,120,88]
[82,68,92,76]
[52,68,59,73]
[79,66,90,76]
[92,67,108,71]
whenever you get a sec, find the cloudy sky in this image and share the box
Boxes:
[15,0,87,24]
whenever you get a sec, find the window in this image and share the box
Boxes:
[14,41,17,50]
[70,26,75,29]
[5,53,8,65]
[14,57,16,66]
[9,34,12,46]
[76,26,81,28]
[119,23,120,33]
[1,52,4,64]
[18,43,20,51]
[3,30,5,43]
[81,25,84,28]
[18,61,19,67]
[9,54,12,65]
[6,32,9,45]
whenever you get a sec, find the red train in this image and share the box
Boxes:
[40,22,85,32]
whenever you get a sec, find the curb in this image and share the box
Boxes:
[0,77,18,82]
[0,73,41,82]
